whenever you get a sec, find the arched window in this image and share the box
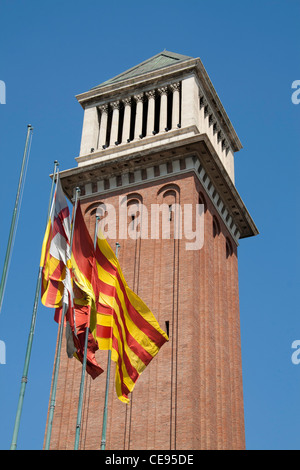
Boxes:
[213,216,220,238]
[156,185,180,240]
[84,202,102,217]
[124,194,148,240]
[226,237,233,258]
[127,198,140,231]
[198,192,207,213]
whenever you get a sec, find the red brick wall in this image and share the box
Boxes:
[45,172,245,450]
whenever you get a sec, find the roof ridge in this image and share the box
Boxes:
[91,50,193,90]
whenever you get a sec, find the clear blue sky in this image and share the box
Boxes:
[0,0,299,450]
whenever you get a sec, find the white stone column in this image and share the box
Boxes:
[98,104,109,149]
[181,75,200,130]
[122,97,131,143]
[170,82,180,129]
[158,87,168,133]
[134,93,144,140]
[146,90,155,136]
[110,101,120,146]
[79,105,100,156]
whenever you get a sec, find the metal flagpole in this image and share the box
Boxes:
[44,186,81,450]
[10,159,59,450]
[0,124,33,315]
[74,215,100,450]
[101,242,120,451]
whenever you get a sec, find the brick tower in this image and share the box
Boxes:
[46,51,258,450]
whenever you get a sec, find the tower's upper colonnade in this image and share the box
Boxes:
[75,51,242,185]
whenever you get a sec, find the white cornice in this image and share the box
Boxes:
[75,59,197,106]
[58,135,258,242]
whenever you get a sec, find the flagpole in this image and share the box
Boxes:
[0,124,33,315]
[74,215,100,450]
[44,186,81,451]
[10,160,59,451]
[101,242,120,451]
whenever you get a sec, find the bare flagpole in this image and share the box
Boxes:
[74,215,100,450]
[0,125,33,315]
[101,242,120,451]
[44,186,81,450]
[10,160,59,451]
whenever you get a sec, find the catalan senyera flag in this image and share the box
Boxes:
[70,203,103,379]
[40,176,71,309]
[94,231,169,404]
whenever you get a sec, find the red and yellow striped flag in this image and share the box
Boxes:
[70,203,103,379]
[94,232,169,404]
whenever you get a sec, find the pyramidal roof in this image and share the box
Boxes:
[92,50,193,90]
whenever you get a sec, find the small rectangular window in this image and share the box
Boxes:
[165,321,170,337]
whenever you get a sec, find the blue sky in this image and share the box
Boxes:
[0,0,299,450]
